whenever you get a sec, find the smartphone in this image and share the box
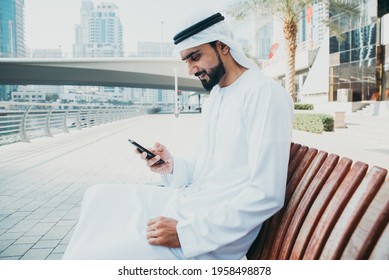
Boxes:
[128,139,165,165]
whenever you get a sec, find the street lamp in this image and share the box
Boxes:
[160,21,164,57]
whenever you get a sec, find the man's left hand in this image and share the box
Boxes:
[146,216,181,248]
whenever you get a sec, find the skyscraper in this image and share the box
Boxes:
[0,0,25,58]
[73,1,123,57]
[0,0,25,100]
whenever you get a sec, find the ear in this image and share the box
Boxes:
[218,42,229,55]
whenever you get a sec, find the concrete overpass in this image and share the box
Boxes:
[0,57,205,92]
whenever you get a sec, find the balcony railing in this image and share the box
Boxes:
[0,101,146,146]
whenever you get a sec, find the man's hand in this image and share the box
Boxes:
[136,142,174,174]
[146,216,180,248]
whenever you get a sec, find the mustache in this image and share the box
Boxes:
[194,70,207,77]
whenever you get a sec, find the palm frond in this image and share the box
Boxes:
[329,0,360,18]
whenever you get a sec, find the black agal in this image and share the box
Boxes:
[173,13,225,45]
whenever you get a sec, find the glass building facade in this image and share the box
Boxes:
[0,0,25,57]
[329,0,389,101]
[0,0,24,100]
[73,1,123,58]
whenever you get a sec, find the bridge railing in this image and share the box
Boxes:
[0,101,146,146]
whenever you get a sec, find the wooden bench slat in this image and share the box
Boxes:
[277,153,339,259]
[289,142,301,164]
[320,166,387,259]
[287,145,309,183]
[302,161,369,259]
[341,180,389,259]
[290,157,353,259]
[369,222,389,259]
[285,148,319,204]
[267,148,322,259]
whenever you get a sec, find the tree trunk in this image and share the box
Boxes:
[283,18,298,102]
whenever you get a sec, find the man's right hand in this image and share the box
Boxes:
[136,142,174,174]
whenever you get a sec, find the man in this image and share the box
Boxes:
[63,11,293,260]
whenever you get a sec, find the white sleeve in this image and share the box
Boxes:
[161,155,196,187]
[176,80,293,258]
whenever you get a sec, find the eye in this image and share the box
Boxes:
[191,53,200,61]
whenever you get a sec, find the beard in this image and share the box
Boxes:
[195,55,226,91]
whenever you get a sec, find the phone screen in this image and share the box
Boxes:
[128,139,165,165]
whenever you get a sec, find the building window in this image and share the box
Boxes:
[330,36,339,53]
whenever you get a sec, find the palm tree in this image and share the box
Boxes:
[227,0,359,102]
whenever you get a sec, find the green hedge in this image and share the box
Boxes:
[293,113,334,133]
[294,103,314,110]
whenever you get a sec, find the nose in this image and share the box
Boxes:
[187,61,199,76]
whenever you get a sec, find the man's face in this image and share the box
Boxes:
[180,43,226,91]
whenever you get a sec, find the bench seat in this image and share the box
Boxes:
[247,142,388,260]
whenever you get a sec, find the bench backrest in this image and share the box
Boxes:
[247,142,389,260]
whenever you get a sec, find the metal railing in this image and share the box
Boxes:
[0,101,146,146]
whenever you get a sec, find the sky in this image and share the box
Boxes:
[24,0,238,55]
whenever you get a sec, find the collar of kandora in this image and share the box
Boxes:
[173,12,225,45]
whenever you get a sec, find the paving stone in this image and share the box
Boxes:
[0,209,15,216]
[20,248,53,260]
[54,204,74,211]
[51,244,67,254]
[59,228,75,245]
[33,239,60,249]
[0,239,15,252]
[0,214,25,229]
[40,217,61,223]
[14,236,42,245]
[0,243,33,258]
[7,219,40,233]
[0,256,20,260]
[46,253,63,260]
[23,207,54,220]
[45,210,69,218]
[19,202,45,212]
[43,225,73,240]
[0,231,24,240]
[0,213,8,222]
[31,207,55,215]
[61,207,80,220]
[56,220,77,226]
[23,213,46,220]
[24,223,55,236]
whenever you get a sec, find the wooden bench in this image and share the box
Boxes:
[247,142,389,260]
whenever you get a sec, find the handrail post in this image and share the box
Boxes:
[45,105,55,137]
[109,108,113,123]
[76,108,81,130]
[86,107,91,128]
[64,107,70,133]
[19,105,32,142]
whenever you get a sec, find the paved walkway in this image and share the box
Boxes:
[0,114,201,260]
[292,113,389,171]
[0,112,388,260]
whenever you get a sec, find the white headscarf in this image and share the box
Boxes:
[173,10,259,71]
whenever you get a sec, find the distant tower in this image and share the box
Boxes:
[0,0,25,57]
[73,1,123,57]
[0,0,25,100]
